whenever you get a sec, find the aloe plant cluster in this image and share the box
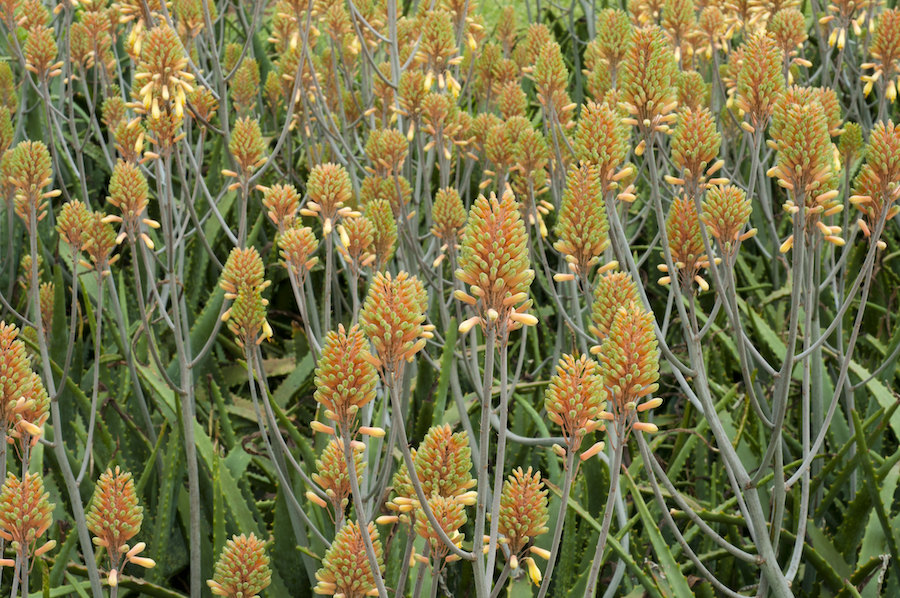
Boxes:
[1,0,900,596]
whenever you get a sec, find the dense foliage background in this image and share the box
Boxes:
[1,0,900,596]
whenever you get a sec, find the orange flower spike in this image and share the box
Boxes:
[107,160,157,246]
[768,94,838,243]
[415,495,467,561]
[532,41,574,128]
[414,424,476,500]
[208,533,271,598]
[498,467,549,557]
[619,26,678,136]
[768,9,808,68]
[314,521,384,597]
[852,121,900,246]
[670,107,722,193]
[83,212,119,276]
[337,216,376,272]
[133,25,194,120]
[310,437,364,516]
[702,184,754,253]
[227,117,266,179]
[863,9,900,102]
[661,0,699,63]
[590,271,642,342]
[230,57,260,116]
[57,200,92,252]
[8,140,56,228]
[598,302,661,431]
[24,25,62,80]
[278,225,320,280]
[0,472,55,561]
[594,8,633,81]
[574,101,630,193]
[675,71,710,112]
[313,324,378,435]
[302,162,354,236]
[365,198,398,271]
[431,187,467,265]
[86,467,154,583]
[455,187,536,334]
[360,271,429,377]
[554,164,609,279]
[0,321,33,417]
[9,371,49,445]
[219,248,272,346]
[661,196,711,291]
[544,353,604,451]
[261,183,300,233]
[735,32,784,132]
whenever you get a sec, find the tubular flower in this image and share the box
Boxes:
[498,467,549,560]
[8,140,57,228]
[86,467,154,585]
[659,196,713,291]
[669,107,724,195]
[590,271,642,342]
[359,174,411,217]
[313,324,378,436]
[619,26,678,136]
[863,9,900,102]
[106,160,158,248]
[553,164,610,280]
[302,162,355,236]
[414,495,467,563]
[310,437,364,517]
[278,225,320,281]
[597,303,662,434]
[57,200,92,252]
[314,521,384,598]
[0,106,12,155]
[768,94,841,251]
[133,25,194,120]
[455,187,537,335]
[261,183,301,233]
[24,25,62,79]
[226,117,266,179]
[337,216,376,273]
[511,127,553,234]
[360,271,431,378]
[545,353,604,452]
[431,187,467,267]
[594,8,633,83]
[365,198,398,271]
[702,184,755,253]
[735,32,784,132]
[574,100,630,195]
[820,0,860,51]
[852,121,900,248]
[208,534,271,598]
[219,248,273,346]
[0,473,55,565]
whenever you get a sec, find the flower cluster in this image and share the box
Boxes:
[208,533,271,598]
[220,247,273,347]
[455,187,537,336]
[85,467,155,586]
